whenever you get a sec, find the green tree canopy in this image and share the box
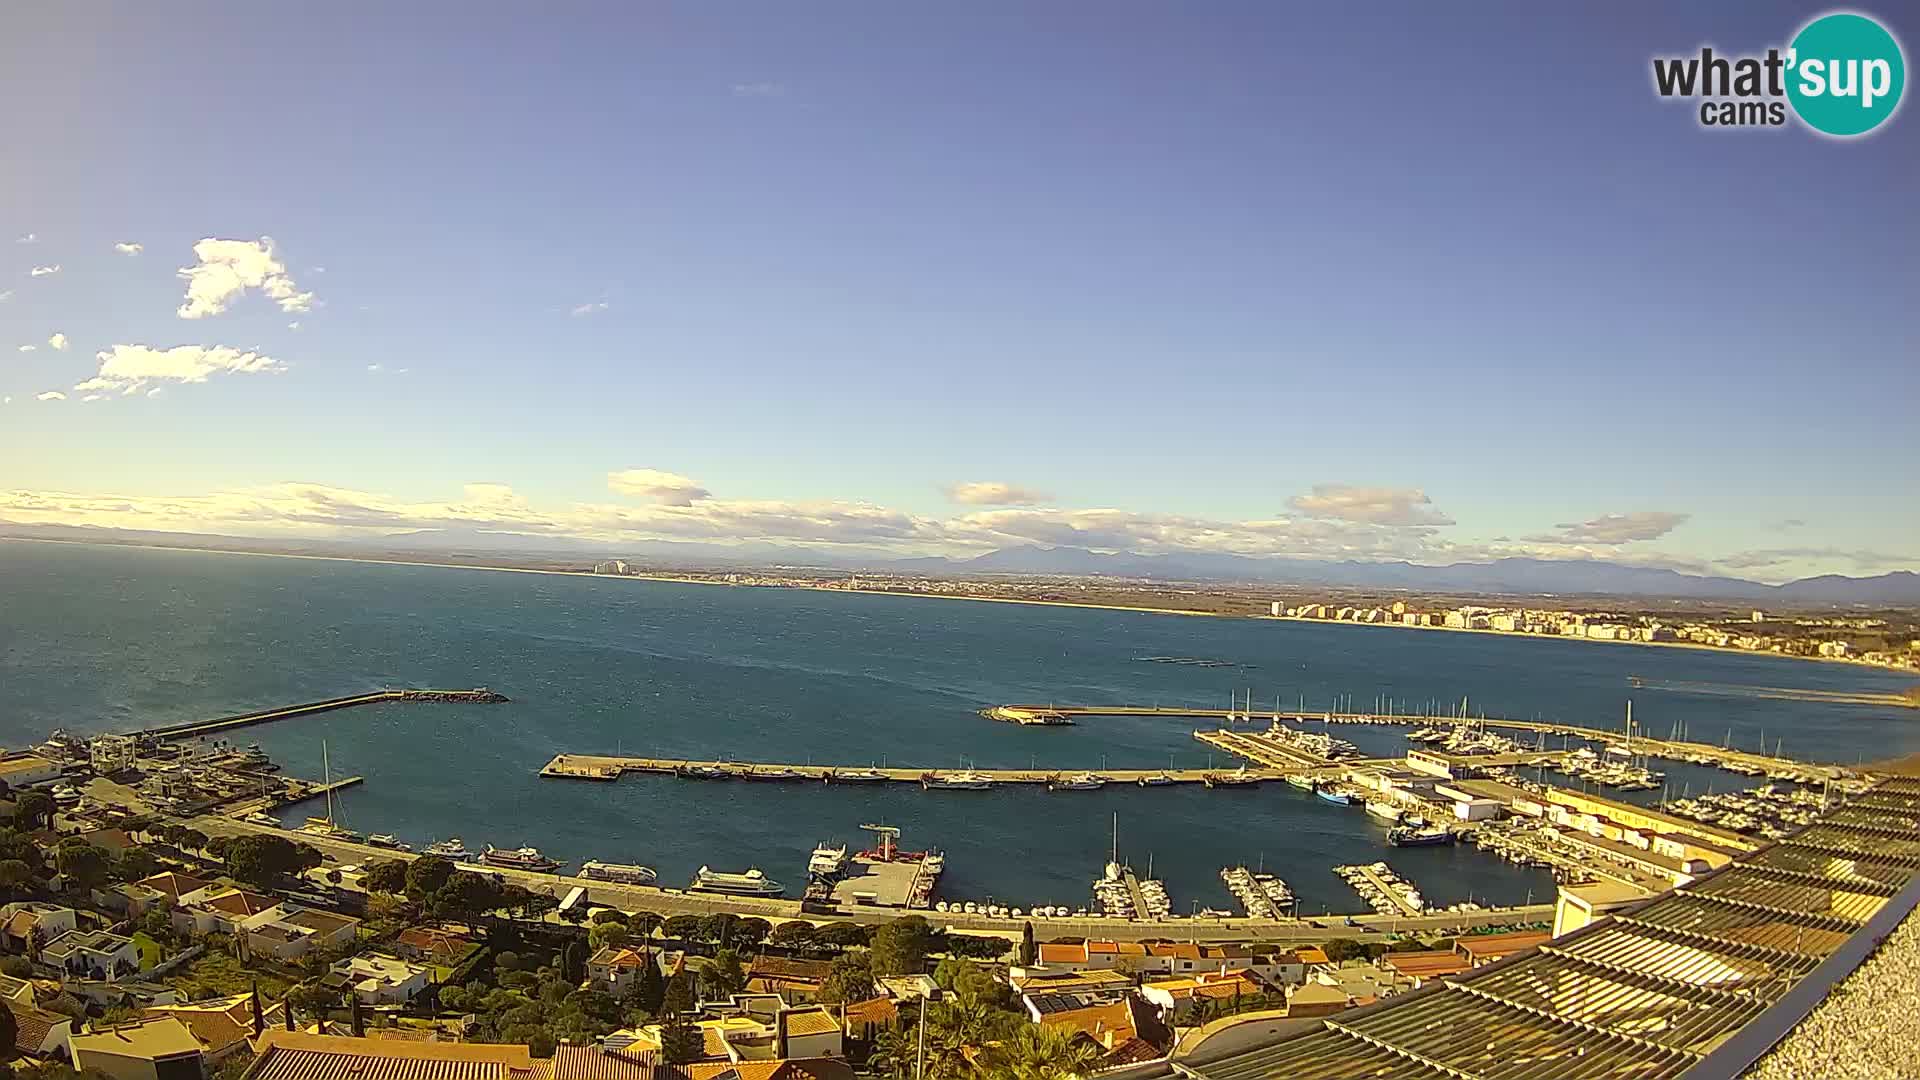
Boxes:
[404,856,457,898]
[53,839,109,893]
[871,915,935,978]
[656,1009,703,1065]
[363,860,409,896]
[701,949,745,1000]
[12,793,53,832]
[224,834,301,887]
[661,969,696,1016]
[818,953,875,1005]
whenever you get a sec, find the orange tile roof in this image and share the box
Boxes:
[198,891,279,918]
[1454,930,1552,961]
[840,997,896,1027]
[144,995,284,1055]
[243,1030,537,1080]
[782,1009,840,1037]
[1292,946,1329,965]
[1380,950,1471,980]
[1035,942,1088,965]
[137,872,215,901]
[549,1045,657,1080]
[1038,999,1136,1045]
[679,1061,854,1080]
[5,996,70,1056]
[1147,943,1201,960]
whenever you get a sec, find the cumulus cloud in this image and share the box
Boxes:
[48,332,68,351]
[176,237,314,318]
[35,391,65,401]
[114,241,143,255]
[16,233,35,244]
[1287,485,1455,527]
[607,469,712,506]
[731,82,787,97]
[569,300,609,317]
[73,344,286,396]
[0,290,12,302]
[945,481,1053,506]
[29,265,60,277]
[1534,511,1689,545]
[17,344,35,353]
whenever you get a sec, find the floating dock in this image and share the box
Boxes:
[136,688,508,742]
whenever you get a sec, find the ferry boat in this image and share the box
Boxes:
[1365,801,1405,823]
[1136,772,1176,787]
[1315,786,1356,806]
[1388,825,1454,847]
[690,866,785,896]
[423,837,475,861]
[808,843,849,877]
[676,764,734,780]
[745,767,807,781]
[922,770,995,791]
[1049,772,1106,791]
[482,846,563,873]
[826,768,889,783]
[1203,767,1259,788]
[581,860,659,885]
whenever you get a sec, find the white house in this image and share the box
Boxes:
[41,929,141,981]
[327,955,430,1004]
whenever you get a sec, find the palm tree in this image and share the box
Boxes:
[986,1023,1104,1080]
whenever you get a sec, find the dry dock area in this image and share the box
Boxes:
[540,753,1304,785]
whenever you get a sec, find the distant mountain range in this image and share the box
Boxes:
[5,520,1917,606]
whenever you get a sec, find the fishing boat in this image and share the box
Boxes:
[1285,773,1316,790]
[922,770,995,791]
[580,860,659,885]
[826,767,889,783]
[1315,786,1356,806]
[808,843,849,877]
[745,767,808,782]
[482,846,562,873]
[1388,825,1455,847]
[1204,767,1259,788]
[1137,772,1176,787]
[423,837,475,861]
[1365,801,1405,823]
[690,866,785,896]
[1049,772,1106,791]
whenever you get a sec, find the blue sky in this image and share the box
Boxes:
[1,2,1914,580]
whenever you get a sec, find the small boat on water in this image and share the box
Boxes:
[690,865,785,896]
[366,833,401,848]
[1315,786,1356,806]
[923,770,995,791]
[1049,772,1106,791]
[826,768,889,783]
[423,837,475,861]
[745,767,808,782]
[1204,767,1259,788]
[581,860,659,885]
[300,818,364,843]
[1137,773,1176,787]
[809,843,849,877]
[676,764,734,780]
[1389,825,1455,847]
[1286,773,1316,790]
[482,845,563,873]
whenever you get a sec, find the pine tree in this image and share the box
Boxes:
[1019,921,1036,966]
[662,968,696,1015]
[657,1008,704,1065]
[634,952,667,1015]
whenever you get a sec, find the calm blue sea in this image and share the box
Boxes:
[4,540,1914,914]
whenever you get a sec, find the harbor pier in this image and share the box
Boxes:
[135,687,509,742]
[539,753,1308,786]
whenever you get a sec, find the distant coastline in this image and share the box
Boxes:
[5,534,1915,682]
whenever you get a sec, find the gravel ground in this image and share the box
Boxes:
[1745,904,1920,1080]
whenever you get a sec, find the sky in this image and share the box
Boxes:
[1,2,1915,581]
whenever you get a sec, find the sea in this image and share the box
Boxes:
[4,539,1916,916]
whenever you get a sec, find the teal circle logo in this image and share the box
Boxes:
[1787,12,1906,136]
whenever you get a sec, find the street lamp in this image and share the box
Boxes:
[915,987,945,1080]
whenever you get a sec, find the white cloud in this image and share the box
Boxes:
[287,321,301,331]
[114,241,144,255]
[2,396,10,405]
[146,388,165,398]
[29,265,60,277]
[367,364,383,373]
[0,290,11,302]
[74,343,287,396]
[731,82,788,98]
[569,300,609,317]
[35,391,65,401]
[16,233,35,244]
[48,332,68,351]
[176,237,314,318]
[945,481,1053,506]
[81,394,104,402]
[1533,511,1689,545]
[607,469,712,506]
[17,344,35,353]
[1287,485,1455,527]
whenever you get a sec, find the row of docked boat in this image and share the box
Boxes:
[418,837,569,873]
[1257,721,1364,760]
[1334,861,1428,916]
[675,764,894,783]
[1219,865,1295,919]
[1664,785,1823,838]
[1558,752,1662,791]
